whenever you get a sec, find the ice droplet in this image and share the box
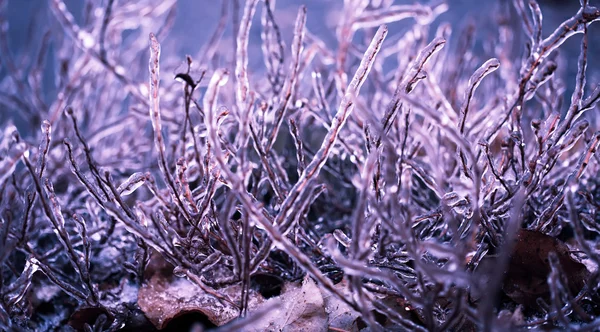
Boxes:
[41,120,51,134]
[140,83,149,97]
[78,31,95,49]
[115,65,126,76]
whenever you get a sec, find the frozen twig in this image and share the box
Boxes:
[99,0,115,61]
[235,0,258,114]
[148,33,193,224]
[260,0,285,94]
[354,4,433,30]
[274,25,388,230]
[459,58,500,134]
[265,6,306,152]
[379,37,445,146]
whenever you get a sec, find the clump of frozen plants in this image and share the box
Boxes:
[1,0,600,330]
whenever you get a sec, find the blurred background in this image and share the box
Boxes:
[1,0,599,129]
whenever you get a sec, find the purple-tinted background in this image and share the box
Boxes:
[1,0,599,124]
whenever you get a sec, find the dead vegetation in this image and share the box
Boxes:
[1,0,600,330]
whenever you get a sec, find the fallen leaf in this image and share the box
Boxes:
[320,280,361,331]
[476,229,590,309]
[503,229,589,307]
[242,276,328,332]
[138,273,262,329]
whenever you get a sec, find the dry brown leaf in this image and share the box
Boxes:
[320,280,361,331]
[241,276,328,332]
[476,229,590,309]
[138,273,262,329]
[503,229,590,307]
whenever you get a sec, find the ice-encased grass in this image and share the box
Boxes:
[1,0,600,331]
